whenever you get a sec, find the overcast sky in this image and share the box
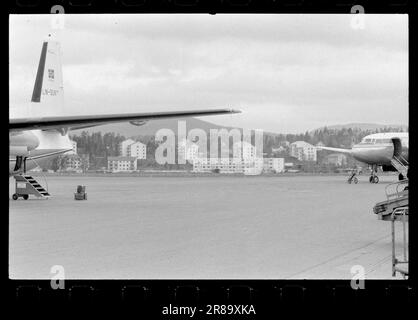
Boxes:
[10,14,408,133]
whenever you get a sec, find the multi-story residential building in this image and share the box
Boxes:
[107,156,138,172]
[192,157,284,174]
[127,141,147,159]
[192,141,283,174]
[289,141,317,162]
[232,141,257,160]
[62,154,82,172]
[119,139,136,157]
[323,153,347,166]
[178,140,200,162]
[263,158,285,173]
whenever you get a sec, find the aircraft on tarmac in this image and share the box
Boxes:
[317,132,409,183]
[9,35,239,178]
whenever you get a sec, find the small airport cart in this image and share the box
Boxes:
[391,206,408,278]
[74,185,87,200]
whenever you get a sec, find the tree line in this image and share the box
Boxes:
[62,126,406,170]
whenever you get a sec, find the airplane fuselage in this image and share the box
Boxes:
[351,132,408,166]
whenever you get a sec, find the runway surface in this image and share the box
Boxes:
[9,174,406,279]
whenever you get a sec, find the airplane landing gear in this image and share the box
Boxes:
[13,156,27,174]
[369,165,379,184]
[14,156,23,172]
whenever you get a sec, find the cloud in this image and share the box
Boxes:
[9,14,408,133]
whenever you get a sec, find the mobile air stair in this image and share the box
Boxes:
[391,154,408,180]
[12,174,50,200]
[391,206,408,278]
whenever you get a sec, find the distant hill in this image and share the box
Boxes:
[70,120,408,139]
[312,123,408,132]
[70,117,238,138]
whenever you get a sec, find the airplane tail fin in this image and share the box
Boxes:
[31,35,64,115]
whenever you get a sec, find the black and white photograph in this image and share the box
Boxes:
[9,14,408,280]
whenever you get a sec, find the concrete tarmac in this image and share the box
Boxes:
[9,174,406,279]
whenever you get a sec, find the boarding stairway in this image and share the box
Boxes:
[12,175,50,200]
[391,155,408,178]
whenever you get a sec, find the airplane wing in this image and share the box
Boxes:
[316,146,353,154]
[9,108,240,132]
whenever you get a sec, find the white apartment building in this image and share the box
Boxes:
[232,141,257,160]
[192,158,247,174]
[193,157,284,174]
[119,139,136,156]
[107,156,137,172]
[178,140,200,162]
[62,154,82,172]
[127,141,147,159]
[264,158,285,173]
[289,141,317,162]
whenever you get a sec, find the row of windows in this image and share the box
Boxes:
[361,138,392,144]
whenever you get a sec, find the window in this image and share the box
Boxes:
[360,138,373,144]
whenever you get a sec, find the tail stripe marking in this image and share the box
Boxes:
[31,42,48,103]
